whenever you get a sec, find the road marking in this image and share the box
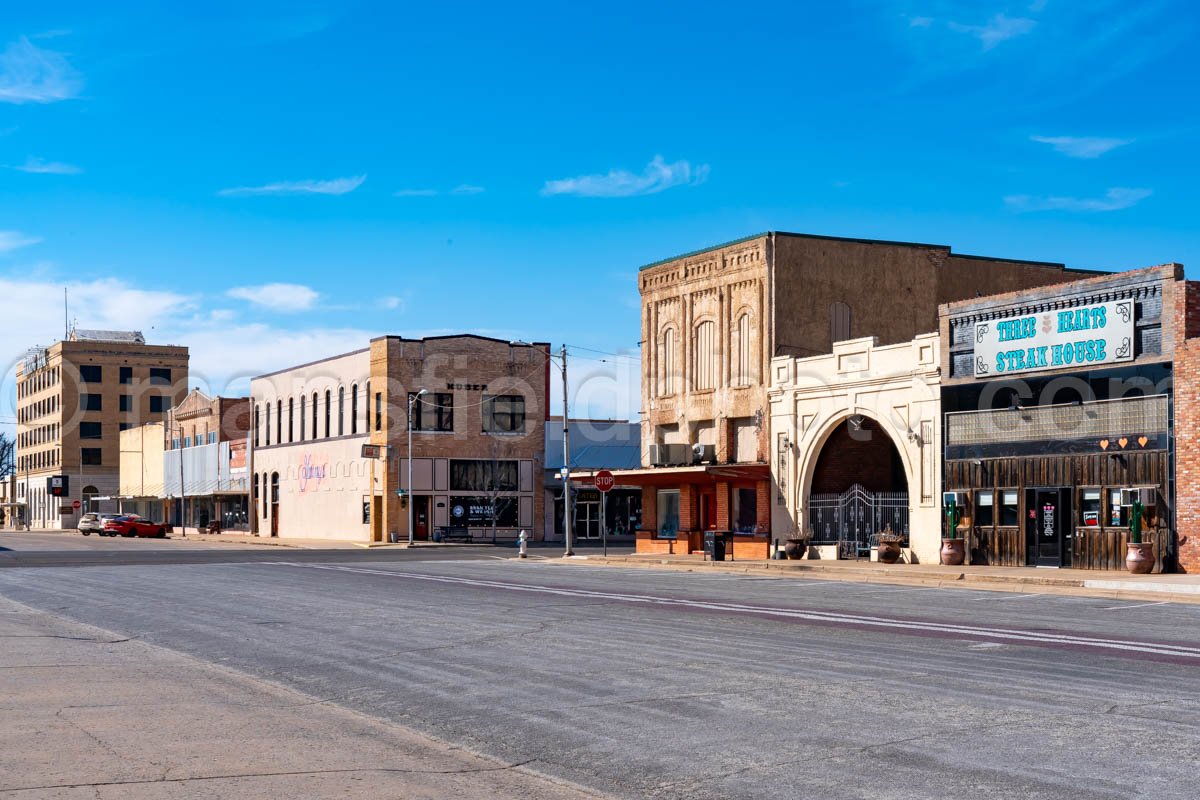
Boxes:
[987,593,1043,601]
[274,562,1200,662]
[1099,601,1170,611]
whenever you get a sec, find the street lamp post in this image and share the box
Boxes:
[407,389,427,546]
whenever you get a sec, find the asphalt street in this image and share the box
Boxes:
[2,537,1198,799]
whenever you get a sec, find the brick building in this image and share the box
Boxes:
[13,329,188,529]
[940,264,1197,572]
[250,335,549,542]
[614,231,1098,557]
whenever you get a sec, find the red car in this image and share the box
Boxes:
[102,515,168,538]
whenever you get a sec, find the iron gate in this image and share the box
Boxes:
[806,483,909,558]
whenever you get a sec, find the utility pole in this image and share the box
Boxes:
[561,344,573,557]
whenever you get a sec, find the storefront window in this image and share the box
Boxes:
[657,489,679,538]
[1080,489,1101,527]
[732,487,757,533]
[1000,490,1019,526]
[1109,489,1128,527]
[974,491,994,527]
[450,460,518,491]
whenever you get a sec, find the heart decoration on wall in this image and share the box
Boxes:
[1138,436,1149,448]
[1118,437,1129,449]
[1100,439,1110,450]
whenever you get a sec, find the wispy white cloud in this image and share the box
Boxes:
[218,175,365,197]
[450,184,485,196]
[379,295,405,311]
[0,36,83,104]
[1030,135,1132,159]
[393,188,438,197]
[1005,187,1152,213]
[907,16,933,28]
[947,13,1036,50]
[227,282,319,312]
[9,156,82,174]
[0,231,41,254]
[542,155,710,198]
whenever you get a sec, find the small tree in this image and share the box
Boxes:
[0,432,13,479]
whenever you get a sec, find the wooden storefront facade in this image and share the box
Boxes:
[939,265,1187,572]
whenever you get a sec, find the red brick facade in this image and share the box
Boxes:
[1174,279,1200,572]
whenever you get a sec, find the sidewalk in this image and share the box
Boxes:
[0,596,601,800]
[560,553,1200,604]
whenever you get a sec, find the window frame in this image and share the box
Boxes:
[482,394,526,433]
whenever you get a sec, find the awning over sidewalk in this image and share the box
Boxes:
[570,463,769,487]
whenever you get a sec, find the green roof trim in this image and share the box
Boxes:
[637,232,769,272]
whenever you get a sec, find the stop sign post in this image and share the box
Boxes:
[72,500,81,510]
[593,471,615,555]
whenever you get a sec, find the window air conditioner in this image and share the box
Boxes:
[692,443,716,465]
[1120,487,1156,508]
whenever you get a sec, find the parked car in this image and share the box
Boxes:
[102,515,168,538]
[79,513,120,535]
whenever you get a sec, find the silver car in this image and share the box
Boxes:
[78,513,118,535]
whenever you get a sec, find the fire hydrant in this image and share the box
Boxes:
[518,530,528,559]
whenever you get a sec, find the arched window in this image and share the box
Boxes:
[299,395,306,441]
[338,387,345,436]
[365,381,371,431]
[735,313,752,386]
[324,390,332,437]
[693,320,716,390]
[312,392,319,439]
[660,327,677,396]
[351,384,359,434]
[261,472,269,518]
[287,398,294,443]
[831,301,852,344]
[253,405,260,447]
[265,403,271,446]
[276,400,282,444]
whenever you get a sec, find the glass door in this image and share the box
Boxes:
[1025,487,1067,567]
[574,500,601,539]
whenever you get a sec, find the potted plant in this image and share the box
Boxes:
[876,524,903,564]
[783,528,811,560]
[1125,497,1154,574]
[940,496,965,566]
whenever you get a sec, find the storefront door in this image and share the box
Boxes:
[575,500,601,539]
[414,496,430,540]
[700,492,716,531]
[1026,488,1069,567]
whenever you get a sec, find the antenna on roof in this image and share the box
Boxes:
[64,287,68,340]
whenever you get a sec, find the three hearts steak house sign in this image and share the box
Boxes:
[973,299,1135,378]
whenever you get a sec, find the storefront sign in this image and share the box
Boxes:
[973,299,1134,378]
[449,496,518,527]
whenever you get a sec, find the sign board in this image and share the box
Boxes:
[361,444,382,459]
[59,506,74,515]
[594,470,615,493]
[449,497,518,527]
[72,500,81,510]
[972,299,1134,378]
[47,475,68,497]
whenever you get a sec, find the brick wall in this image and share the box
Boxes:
[810,417,904,494]
[1177,339,1200,572]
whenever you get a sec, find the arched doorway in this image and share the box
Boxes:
[81,485,99,514]
[805,415,910,557]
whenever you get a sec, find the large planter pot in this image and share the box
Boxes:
[877,540,902,564]
[1126,542,1155,574]
[940,538,965,566]
[783,538,809,560]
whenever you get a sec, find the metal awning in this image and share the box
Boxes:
[570,463,769,487]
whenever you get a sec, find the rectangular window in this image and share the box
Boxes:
[656,489,680,538]
[119,394,132,412]
[80,422,102,440]
[183,436,192,448]
[1000,490,1019,527]
[120,366,133,384]
[149,396,167,413]
[732,487,757,533]
[149,368,171,386]
[411,392,453,432]
[375,392,382,431]
[974,491,994,527]
[1080,488,1101,527]
[1109,489,1128,527]
[450,459,519,492]
[119,423,133,431]
[81,448,102,466]
[80,393,102,411]
[208,431,217,444]
[172,438,180,450]
[483,395,526,433]
[80,365,102,383]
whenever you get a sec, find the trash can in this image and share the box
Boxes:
[705,530,727,561]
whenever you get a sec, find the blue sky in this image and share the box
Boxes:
[1,0,1197,426]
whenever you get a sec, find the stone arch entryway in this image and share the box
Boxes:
[804,415,911,557]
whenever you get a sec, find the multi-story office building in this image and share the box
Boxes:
[14,329,189,529]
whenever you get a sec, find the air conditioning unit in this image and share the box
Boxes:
[692,443,716,465]
[942,491,967,507]
[664,443,691,466]
[648,444,667,467]
[1120,487,1157,508]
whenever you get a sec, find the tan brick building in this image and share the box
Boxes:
[623,231,1098,557]
[14,329,188,529]
[250,335,549,542]
[162,390,252,533]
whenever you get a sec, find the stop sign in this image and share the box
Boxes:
[594,470,615,493]
[72,500,81,510]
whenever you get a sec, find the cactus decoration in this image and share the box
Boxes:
[944,497,961,540]
[1129,498,1144,545]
